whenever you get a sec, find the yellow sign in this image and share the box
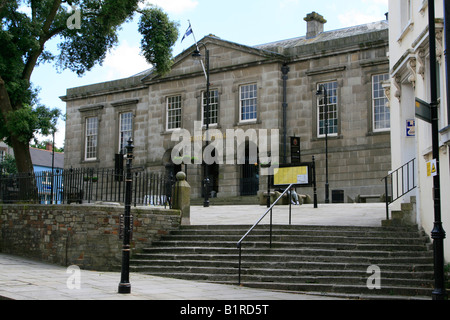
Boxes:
[274,166,309,186]
[427,159,437,177]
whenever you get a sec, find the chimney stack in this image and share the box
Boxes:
[304,12,327,39]
[46,142,53,152]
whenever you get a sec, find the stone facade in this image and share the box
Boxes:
[62,13,391,203]
[0,204,181,271]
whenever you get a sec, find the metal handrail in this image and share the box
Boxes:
[236,183,295,285]
[382,158,417,220]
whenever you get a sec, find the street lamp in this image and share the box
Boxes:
[316,85,330,204]
[192,45,210,208]
[427,0,447,300]
[118,138,134,294]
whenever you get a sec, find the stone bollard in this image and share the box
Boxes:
[173,172,191,225]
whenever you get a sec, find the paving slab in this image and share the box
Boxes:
[189,203,386,227]
[0,253,341,301]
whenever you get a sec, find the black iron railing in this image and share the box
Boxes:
[236,184,295,285]
[382,158,417,220]
[0,168,173,207]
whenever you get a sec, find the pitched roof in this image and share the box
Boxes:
[30,147,64,169]
[255,20,389,53]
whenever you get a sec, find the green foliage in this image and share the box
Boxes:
[138,6,179,76]
[0,0,179,152]
[1,104,61,145]
[30,139,64,152]
[57,0,140,76]
[0,154,18,175]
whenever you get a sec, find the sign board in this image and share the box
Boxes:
[427,159,437,177]
[290,137,301,164]
[406,119,415,137]
[415,98,432,123]
[273,164,312,187]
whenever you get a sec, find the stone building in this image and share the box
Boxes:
[61,12,391,203]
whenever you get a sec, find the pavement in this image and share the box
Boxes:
[0,203,386,301]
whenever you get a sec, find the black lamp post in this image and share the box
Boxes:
[193,46,210,208]
[50,130,55,204]
[428,0,447,300]
[118,138,134,294]
[316,85,330,204]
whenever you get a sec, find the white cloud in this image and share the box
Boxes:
[336,0,387,28]
[338,10,382,27]
[103,41,151,80]
[143,0,199,15]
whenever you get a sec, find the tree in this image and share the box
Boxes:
[0,154,18,175]
[0,0,179,173]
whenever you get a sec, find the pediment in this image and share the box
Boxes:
[142,35,285,84]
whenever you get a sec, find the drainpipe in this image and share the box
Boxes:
[281,64,290,164]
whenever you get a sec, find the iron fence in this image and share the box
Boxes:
[0,168,174,207]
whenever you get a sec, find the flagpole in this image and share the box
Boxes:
[185,20,207,80]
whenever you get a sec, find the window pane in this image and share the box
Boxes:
[240,84,257,122]
[202,90,219,126]
[372,74,390,131]
[317,81,338,136]
[167,96,182,130]
[119,112,133,153]
[85,117,98,160]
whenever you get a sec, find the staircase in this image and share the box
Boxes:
[130,224,438,300]
[383,197,417,227]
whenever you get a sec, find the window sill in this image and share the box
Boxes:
[367,130,390,136]
[397,22,414,43]
[235,120,261,127]
[82,159,99,164]
[311,134,342,142]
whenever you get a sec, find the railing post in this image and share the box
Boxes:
[385,176,389,220]
[312,156,318,208]
[270,208,273,248]
[238,244,242,285]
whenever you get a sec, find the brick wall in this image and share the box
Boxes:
[0,204,181,271]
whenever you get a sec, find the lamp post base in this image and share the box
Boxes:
[118,283,131,294]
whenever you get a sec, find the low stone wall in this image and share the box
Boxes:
[0,204,181,271]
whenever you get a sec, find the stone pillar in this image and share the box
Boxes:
[173,172,191,225]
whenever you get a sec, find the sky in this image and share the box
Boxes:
[29,0,389,148]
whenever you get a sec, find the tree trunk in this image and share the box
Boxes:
[10,136,34,173]
[0,76,34,173]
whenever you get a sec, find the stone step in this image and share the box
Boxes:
[158,234,429,245]
[130,260,434,274]
[146,241,429,252]
[132,269,433,289]
[139,246,432,259]
[133,252,433,265]
[131,272,432,300]
[172,228,426,238]
[130,224,435,299]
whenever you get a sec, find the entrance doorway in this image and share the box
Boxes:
[240,143,259,196]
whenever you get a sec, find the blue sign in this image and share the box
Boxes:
[406,119,415,137]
